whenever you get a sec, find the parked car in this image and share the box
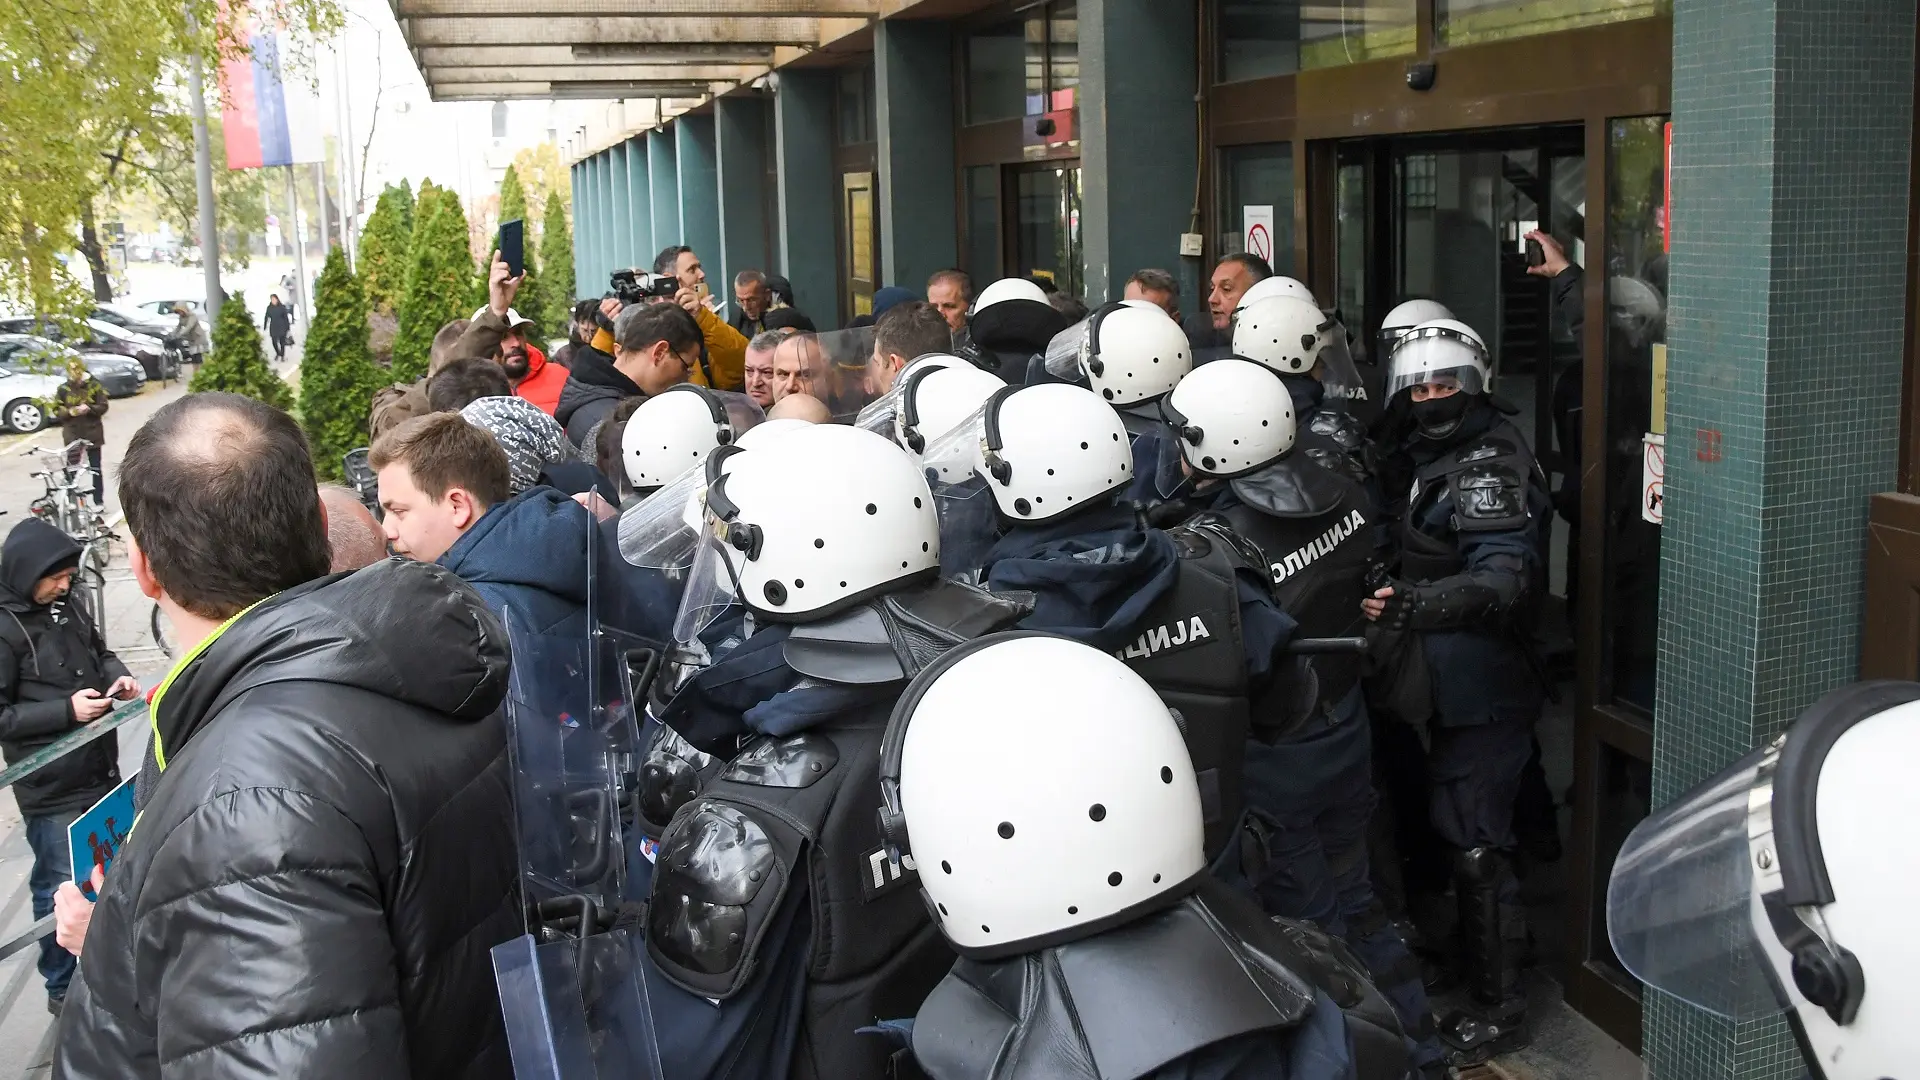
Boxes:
[137,298,203,319]
[0,338,74,433]
[91,301,177,341]
[78,351,145,398]
[0,316,173,381]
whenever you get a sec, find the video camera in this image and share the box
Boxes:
[609,268,679,306]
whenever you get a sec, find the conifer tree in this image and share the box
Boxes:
[539,190,575,333]
[299,246,385,480]
[392,187,477,382]
[190,291,294,411]
[356,181,414,316]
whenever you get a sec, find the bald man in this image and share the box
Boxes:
[319,485,388,572]
[767,393,831,424]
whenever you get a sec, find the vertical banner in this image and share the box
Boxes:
[1241,205,1275,263]
[221,24,327,169]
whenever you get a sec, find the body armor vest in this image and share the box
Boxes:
[1108,534,1248,861]
[910,877,1413,1080]
[1398,418,1539,585]
[1215,459,1375,732]
[646,580,1029,1080]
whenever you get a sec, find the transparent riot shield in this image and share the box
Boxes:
[492,896,667,1079]
[503,605,626,912]
[770,326,879,423]
[1315,314,1378,425]
[915,401,1003,580]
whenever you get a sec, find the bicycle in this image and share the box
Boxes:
[27,441,110,570]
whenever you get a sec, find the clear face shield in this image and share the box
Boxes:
[1385,325,1491,400]
[771,326,880,423]
[853,353,964,438]
[1313,316,1368,414]
[1606,747,1786,1021]
[913,401,1003,581]
[1041,317,1092,383]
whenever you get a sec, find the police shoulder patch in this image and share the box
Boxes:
[1455,436,1518,465]
[1453,463,1527,530]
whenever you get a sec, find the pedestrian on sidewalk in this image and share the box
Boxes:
[264,293,293,364]
[52,359,108,506]
[0,518,138,1016]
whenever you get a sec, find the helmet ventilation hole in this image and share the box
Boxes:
[914,497,923,508]
[1153,874,1162,884]
[938,903,948,915]
[982,925,991,934]
[764,581,787,605]
[922,542,930,552]
[865,503,877,515]
[1014,498,1032,515]
[1080,441,1089,449]
[1088,804,1106,822]
[997,821,1015,839]
[941,860,952,874]
[814,538,824,548]
[1068,905,1078,915]
[1108,872,1123,887]
[794,579,804,589]
[1161,766,1173,783]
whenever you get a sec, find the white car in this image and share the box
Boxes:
[0,360,66,433]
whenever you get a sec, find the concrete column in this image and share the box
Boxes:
[1079,0,1199,312]
[774,69,841,323]
[637,136,660,269]
[608,145,633,276]
[594,151,615,290]
[1649,1,1916,1077]
[583,153,604,294]
[676,114,722,291]
[570,162,587,296]
[716,96,771,306]
[648,126,680,264]
[875,19,958,295]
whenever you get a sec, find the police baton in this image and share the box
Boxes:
[1285,636,1369,655]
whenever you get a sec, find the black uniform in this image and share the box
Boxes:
[911,876,1412,1080]
[1377,402,1550,1048]
[640,580,1030,1079]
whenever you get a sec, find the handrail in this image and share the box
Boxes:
[0,698,147,793]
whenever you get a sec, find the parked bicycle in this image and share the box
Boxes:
[26,440,114,627]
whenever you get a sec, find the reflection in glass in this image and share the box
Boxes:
[1586,742,1651,981]
[965,19,1027,124]
[1216,0,1417,80]
[1602,116,1668,713]
[1437,0,1670,47]
[1015,167,1084,300]
[837,66,875,146]
[1217,143,1294,276]
[965,165,1001,280]
[1334,157,1367,351]
[1049,3,1079,93]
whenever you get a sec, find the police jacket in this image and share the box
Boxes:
[911,876,1407,1080]
[0,520,129,818]
[54,561,520,1080]
[1387,404,1551,727]
[643,580,1031,1080]
[980,503,1296,859]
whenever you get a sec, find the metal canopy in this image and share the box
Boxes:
[392,0,878,102]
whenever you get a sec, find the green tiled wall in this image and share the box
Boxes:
[1652,0,1914,1076]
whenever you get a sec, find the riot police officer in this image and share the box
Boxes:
[886,633,1414,1080]
[634,423,1030,1078]
[1363,318,1550,1063]
[1064,299,1195,511]
[1232,294,1373,487]
[964,277,1068,384]
[1161,358,1442,1076]
[937,381,1294,865]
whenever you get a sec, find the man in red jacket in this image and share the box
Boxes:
[472,305,568,417]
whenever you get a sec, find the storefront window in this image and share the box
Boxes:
[1436,0,1670,47]
[965,15,1044,125]
[965,165,1000,280]
[1048,3,1079,94]
[1216,143,1294,277]
[837,65,875,145]
[1216,0,1416,81]
[1602,115,1668,714]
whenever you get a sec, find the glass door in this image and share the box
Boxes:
[1010,162,1083,299]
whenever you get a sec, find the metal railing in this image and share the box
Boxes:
[0,699,148,962]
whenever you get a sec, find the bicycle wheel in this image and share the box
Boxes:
[150,603,173,659]
[73,567,107,629]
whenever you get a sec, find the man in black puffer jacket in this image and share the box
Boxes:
[0,517,138,1014]
[54,393,519,1080]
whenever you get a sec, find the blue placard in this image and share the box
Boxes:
[69,778,136,889]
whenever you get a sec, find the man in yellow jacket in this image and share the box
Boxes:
[644,244,745,392]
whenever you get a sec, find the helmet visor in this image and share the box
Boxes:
[916,402,1001,579]
[1385,331,1490,399]
[1605,747,1784,1020]
[616,464,707,570]
[1043,317,1092,382]
[670,527,740,648]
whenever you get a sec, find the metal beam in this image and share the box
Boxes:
[396,0,872,13]
[417,45,775,66]
[401,15,823,46]
[427,64,760,83]
[572,43,778,62]
[432,80,734,100]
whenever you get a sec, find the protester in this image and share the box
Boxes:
[488,306,568,415]
[766,273,796,310]
[56,393,519,1078]
[460,394,597,497]
[762,306,816,333]
[556,301,703,447]
[871,285,915,319]
[731,269,773,337]
[654,244,747,391]
[1124,267,1183,321]
[742,329,783,408]
[926,268,972,333]
[318,484,388,572]
[769,331,824,403]
[767,392,831,424]
[0,518,138,1015]
[52,359,109,504]
[427,356,514,413]
[551,298,603,372]
[867,300,954,396]
[370,318,472,439]
[373,411,590,634]
[263,293,293,364]
[1207,252,1272,333]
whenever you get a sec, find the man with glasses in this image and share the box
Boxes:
[554,301,704,449]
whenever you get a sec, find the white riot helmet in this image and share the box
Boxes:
[897,363,1006,456]
[1378,298,1454,358]
[974,383,1132,522]
[1385,318,1490,399]
[621,385,763,492]
[1159,359,1296,479]
[1077,301,1192,406]
[879,632,1205,958]
[1232,295,1333,375]
[971,277,1050,315]
[854,352,967,437]
[1236,274,1317,311]
[1608,682,1920,1080]
[691,424,939,624]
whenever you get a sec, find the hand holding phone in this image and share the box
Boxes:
[499,219,525,279]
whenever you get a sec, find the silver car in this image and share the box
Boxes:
[0,340,70,432]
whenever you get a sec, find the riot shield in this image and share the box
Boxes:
[492,897,667,1079]
[914,401,1003,580]
[1315,315,1376,425]
[770,326,879,423]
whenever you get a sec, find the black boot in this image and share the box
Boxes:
[1438,847,1528,1065]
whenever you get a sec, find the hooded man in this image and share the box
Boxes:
[0,518,138,1015]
